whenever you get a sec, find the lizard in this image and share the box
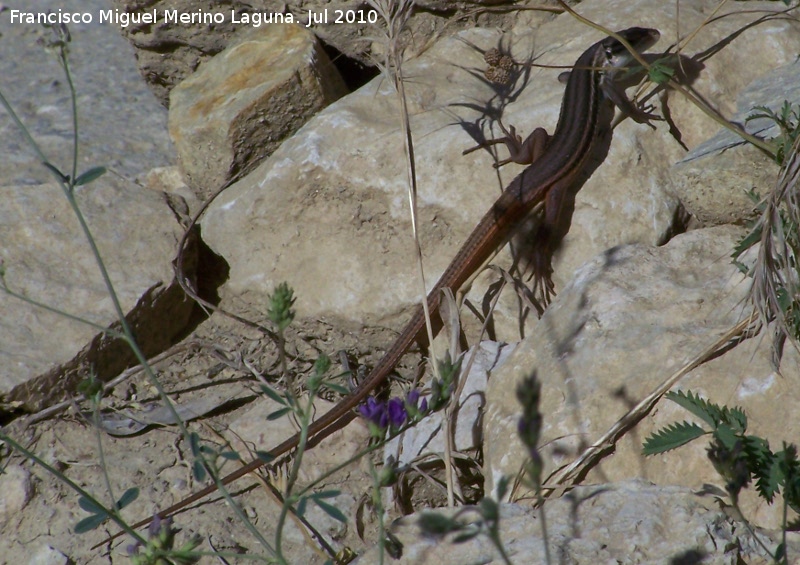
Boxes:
[99,26,661,546]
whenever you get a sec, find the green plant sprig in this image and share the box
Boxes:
[644,389,800,563]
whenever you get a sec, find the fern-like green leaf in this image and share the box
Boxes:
[726,406,748,434]
[643,421,707,455]
[714,424,740,451]
[665,390,726,429]
[752,449,781,504]
[115,487,139,511]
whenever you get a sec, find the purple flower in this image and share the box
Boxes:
[359,390,429,436]
[405,388,428,417]
[359,396,388,429]
[387,397,407,427]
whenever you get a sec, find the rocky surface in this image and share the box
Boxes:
[2,0,800,563]
[359,480,799,564]
[0,176,198,412]
[0,0,174,187]
[109,0,525,106]
[0,0,195,412]
[483,224,800,529]
[169,22,348,198]
[674,60,800,225]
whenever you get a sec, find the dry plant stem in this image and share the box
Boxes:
[554,0,774,155]
[750,134,800,346]
[372,0,453,508]
[394,40,441,383]
[438,288,459,507]
[22,341,206,426]
[538,313,756,497]
[442,277,507,505]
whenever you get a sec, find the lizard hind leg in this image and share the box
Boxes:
[529,177,579,304]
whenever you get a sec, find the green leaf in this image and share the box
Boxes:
[496,475,510,501]
[666,390,726,429]
[418,512,457,535]
[314,498,347,523]
[189,432,201,457]
[266,407,292,421]
[746,105,776,123]
[732,227,762,260]
[78,496,105,514]
[643,421,707,455]
[260,385,287,406]
[256,451,275,463]
[714,424,739,450]
[312,490,341,500]
[41,161,68,183]
[116,487,139,510]
[753,450,781,504]
[777,287,793,313]
[648,59,675,85]
[74,512,108,533]
[220,451,241,461]
[313,354,331,377]
[74,166,106,186]
[452,528,481,544]
[727,406,748,434]
[478,497,499,522]
[296,495,308,517]
[322,382,351,395]
[192,460,206,482]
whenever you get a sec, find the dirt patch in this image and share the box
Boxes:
[1,302,478,563]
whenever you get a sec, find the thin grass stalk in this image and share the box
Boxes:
[750,134,800,359]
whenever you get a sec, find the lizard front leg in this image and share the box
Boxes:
[463,121,550,168]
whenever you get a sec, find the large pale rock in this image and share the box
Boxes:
[169,24,348,199]
[673,60,800,225]
[201,0,799,349]
[483,225,800,529]
[0,177,197,412]
[358,480,793,564]
[0,0,173,189]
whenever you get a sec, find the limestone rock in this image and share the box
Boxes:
[673,60,800,225]
[200,2,686,345]
[483,225,800,529]
[0,176,197,412]
[109,0,520,106]
[0,0,173,189]
[358,480,793,564]
[169,24,348,199]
